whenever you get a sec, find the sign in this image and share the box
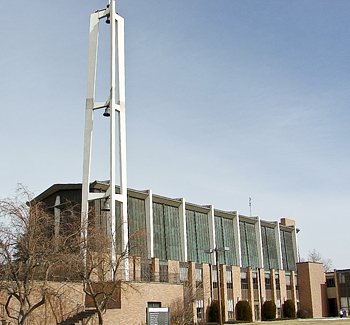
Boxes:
[146,307,170,325]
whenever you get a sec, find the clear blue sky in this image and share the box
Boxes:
[1,0,349,269]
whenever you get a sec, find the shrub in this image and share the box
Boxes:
[283,300,296,318]
[236,300,252,322]
[262,300,276,320]
[297,309,312,319]
[207,300,225,323]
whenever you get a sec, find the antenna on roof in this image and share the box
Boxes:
[249,197,252,217]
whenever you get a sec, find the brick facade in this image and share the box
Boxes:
[297,262,328,318]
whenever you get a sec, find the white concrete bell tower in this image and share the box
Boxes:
[81,0,128,279]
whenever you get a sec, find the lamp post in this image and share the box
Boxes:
[205,247,229,325]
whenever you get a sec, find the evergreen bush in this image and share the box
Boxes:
[236,300,252,322]
[207,300,225,323]
[283,300,296,318]
[262,300,276,320]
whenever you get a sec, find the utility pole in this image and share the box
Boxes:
[205,247,229,325]
[249,197,252,217]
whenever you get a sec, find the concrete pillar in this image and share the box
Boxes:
[232,266,241,308]
[275,223,283,270]
[291,270,298,315]
[221,264,228,322]
[188,262,197,323]
[334,270,341,312]
[145,190,153,258]
[168,260,180,284]
[133,256,141,282]
[255,217,264,269]
[54,195,60,239]
[233,212,242,267]
[270,269,278,318]
[247,267,255,322]
[203,263,211,321]
[279,270,287,312]
[179,198,187,262]
[256,269,263,320]
[152,257,159,282]
[259,268,266,303]
[208,206,216,265]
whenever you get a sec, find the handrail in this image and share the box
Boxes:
[60,305,85,323]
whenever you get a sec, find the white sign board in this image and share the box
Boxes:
[146,307,170,325]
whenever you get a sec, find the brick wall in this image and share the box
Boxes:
[103,282,183,325]
[297,262,328,317]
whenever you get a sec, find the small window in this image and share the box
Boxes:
[196,300,204,319]
[196,268,202,282]
[228,299,234,319]
[286,274,291,290]
[241,272,248,289]
[180,267,188,282]
[326,277,335,287]
[160,264,168,283]
[141,262,152,282]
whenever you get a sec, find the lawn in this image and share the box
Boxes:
[259,319,350,325]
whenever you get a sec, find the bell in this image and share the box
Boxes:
[103,106,111,117]
[101,198,110,211]
[106,15,110,24]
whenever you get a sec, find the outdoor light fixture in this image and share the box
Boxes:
[205,247,230,325]
[101,198,111,211]
[103,106,111,117]
[106,4,111,24]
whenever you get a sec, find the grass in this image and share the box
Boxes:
[258,319,350,325]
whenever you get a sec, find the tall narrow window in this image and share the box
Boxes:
[180,262,188,283]
[196,266,203,288]
[252,272,258,289]
[227,269,233,289]
[275,273,280,290]
[265,273,271,290]
[228,299,234,319]
[212,266,218,289]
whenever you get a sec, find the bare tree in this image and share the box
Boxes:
[62,215,146,325]
[307,249,322,263]
[64,223,122,325]
[0,185,69,325]
[170,270,211,325]
[170,280,196,325]
[0,185,146,325]
[307,249,333,272]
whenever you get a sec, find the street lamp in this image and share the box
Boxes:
[205,247,229,325]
